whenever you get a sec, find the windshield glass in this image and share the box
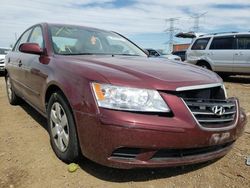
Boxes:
[49,25,146,56]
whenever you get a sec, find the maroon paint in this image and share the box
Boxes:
[6,23,247,169]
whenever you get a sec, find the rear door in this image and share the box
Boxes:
[208,36,235,72]
[233,35,250,73]
[7,28,33,97]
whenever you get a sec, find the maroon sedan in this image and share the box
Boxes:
[4,23,246,169]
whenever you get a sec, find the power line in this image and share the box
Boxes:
[191,12,207,33]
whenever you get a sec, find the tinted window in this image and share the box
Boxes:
[148,50,160,57]
[191,38,210,50]
[210,37,234,50]
[29,26,44,48]
[237,36,250,49]
[14,28,32,51]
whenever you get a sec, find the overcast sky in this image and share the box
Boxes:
[1,0,250,51]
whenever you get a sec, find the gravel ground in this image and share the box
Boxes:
[0,75,249,188]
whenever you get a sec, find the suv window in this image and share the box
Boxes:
[29,26,44,48]
[237,36,250,50]
[191,38,210,50]
[14,28,33,51]
[148,50,160,57]
[209,36,234,50]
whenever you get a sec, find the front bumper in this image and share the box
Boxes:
[74,94,247,169]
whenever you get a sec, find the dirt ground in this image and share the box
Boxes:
[0,75,249,188]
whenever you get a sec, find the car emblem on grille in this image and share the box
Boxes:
[211,105,226,116]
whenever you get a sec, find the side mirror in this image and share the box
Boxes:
[19,43,43,55]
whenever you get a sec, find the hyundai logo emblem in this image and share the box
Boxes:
[211,106,226,116]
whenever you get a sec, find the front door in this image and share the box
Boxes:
[21,25,48,110]
[208,36,235,72]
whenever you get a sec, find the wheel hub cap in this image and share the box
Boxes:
[50,102,69,152]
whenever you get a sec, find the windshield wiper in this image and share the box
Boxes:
[114,54,140,56]
[68,53,96,55]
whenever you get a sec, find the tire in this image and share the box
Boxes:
[218,73,231,79]
[197,62,212,70]
[47,92,80,163]
[5,74,21,105]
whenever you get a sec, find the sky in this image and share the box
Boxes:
[1,0,250,51]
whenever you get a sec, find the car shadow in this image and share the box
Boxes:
[19,99,220,182]
[19,102,48,131]
[77,157,219,182]
[223,75,250,84]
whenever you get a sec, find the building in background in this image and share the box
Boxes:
[173,43,190,52]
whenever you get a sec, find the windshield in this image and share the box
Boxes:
[49,25,146,56]
[0,48,10,55]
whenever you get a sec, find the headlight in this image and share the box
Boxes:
[91,83,170,112]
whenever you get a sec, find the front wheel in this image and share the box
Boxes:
[47,92,80,163]
[197,62,212,70]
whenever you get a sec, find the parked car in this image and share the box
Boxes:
[146,48,182,61]
[172,50,186,61]
[0,47,11,72]
[5,23,246,169]
[186,32,250,76]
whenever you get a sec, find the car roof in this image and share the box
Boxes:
[46,23,110,33]
[197,32,250,39]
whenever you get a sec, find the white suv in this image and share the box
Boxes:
[0,47,11,73]
[186,32,250,76]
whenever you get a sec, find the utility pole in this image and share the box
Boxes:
[191,12,207,33]
[164,17,179,53]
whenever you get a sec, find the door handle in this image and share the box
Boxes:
[18,60,22,67]
[235,52,243,56]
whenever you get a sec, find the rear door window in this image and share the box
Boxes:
[14,28,33,51]
[209,36,235,50]
[237,36,250,50]
[191,38,210,50]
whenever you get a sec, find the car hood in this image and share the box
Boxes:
[60,55,222,91]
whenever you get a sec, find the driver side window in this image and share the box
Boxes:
[29,26,44,48]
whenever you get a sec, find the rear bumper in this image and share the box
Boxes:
[0,66,5,72]
[74,95,247,169]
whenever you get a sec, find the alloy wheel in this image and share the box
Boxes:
[50,102,70,152]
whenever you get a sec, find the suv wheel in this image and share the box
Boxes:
[5,74,20,105]
[197,62,211,70]
[47,92,80,163]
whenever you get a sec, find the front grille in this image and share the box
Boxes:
[151,141,234,160]
[184,98,237,128]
